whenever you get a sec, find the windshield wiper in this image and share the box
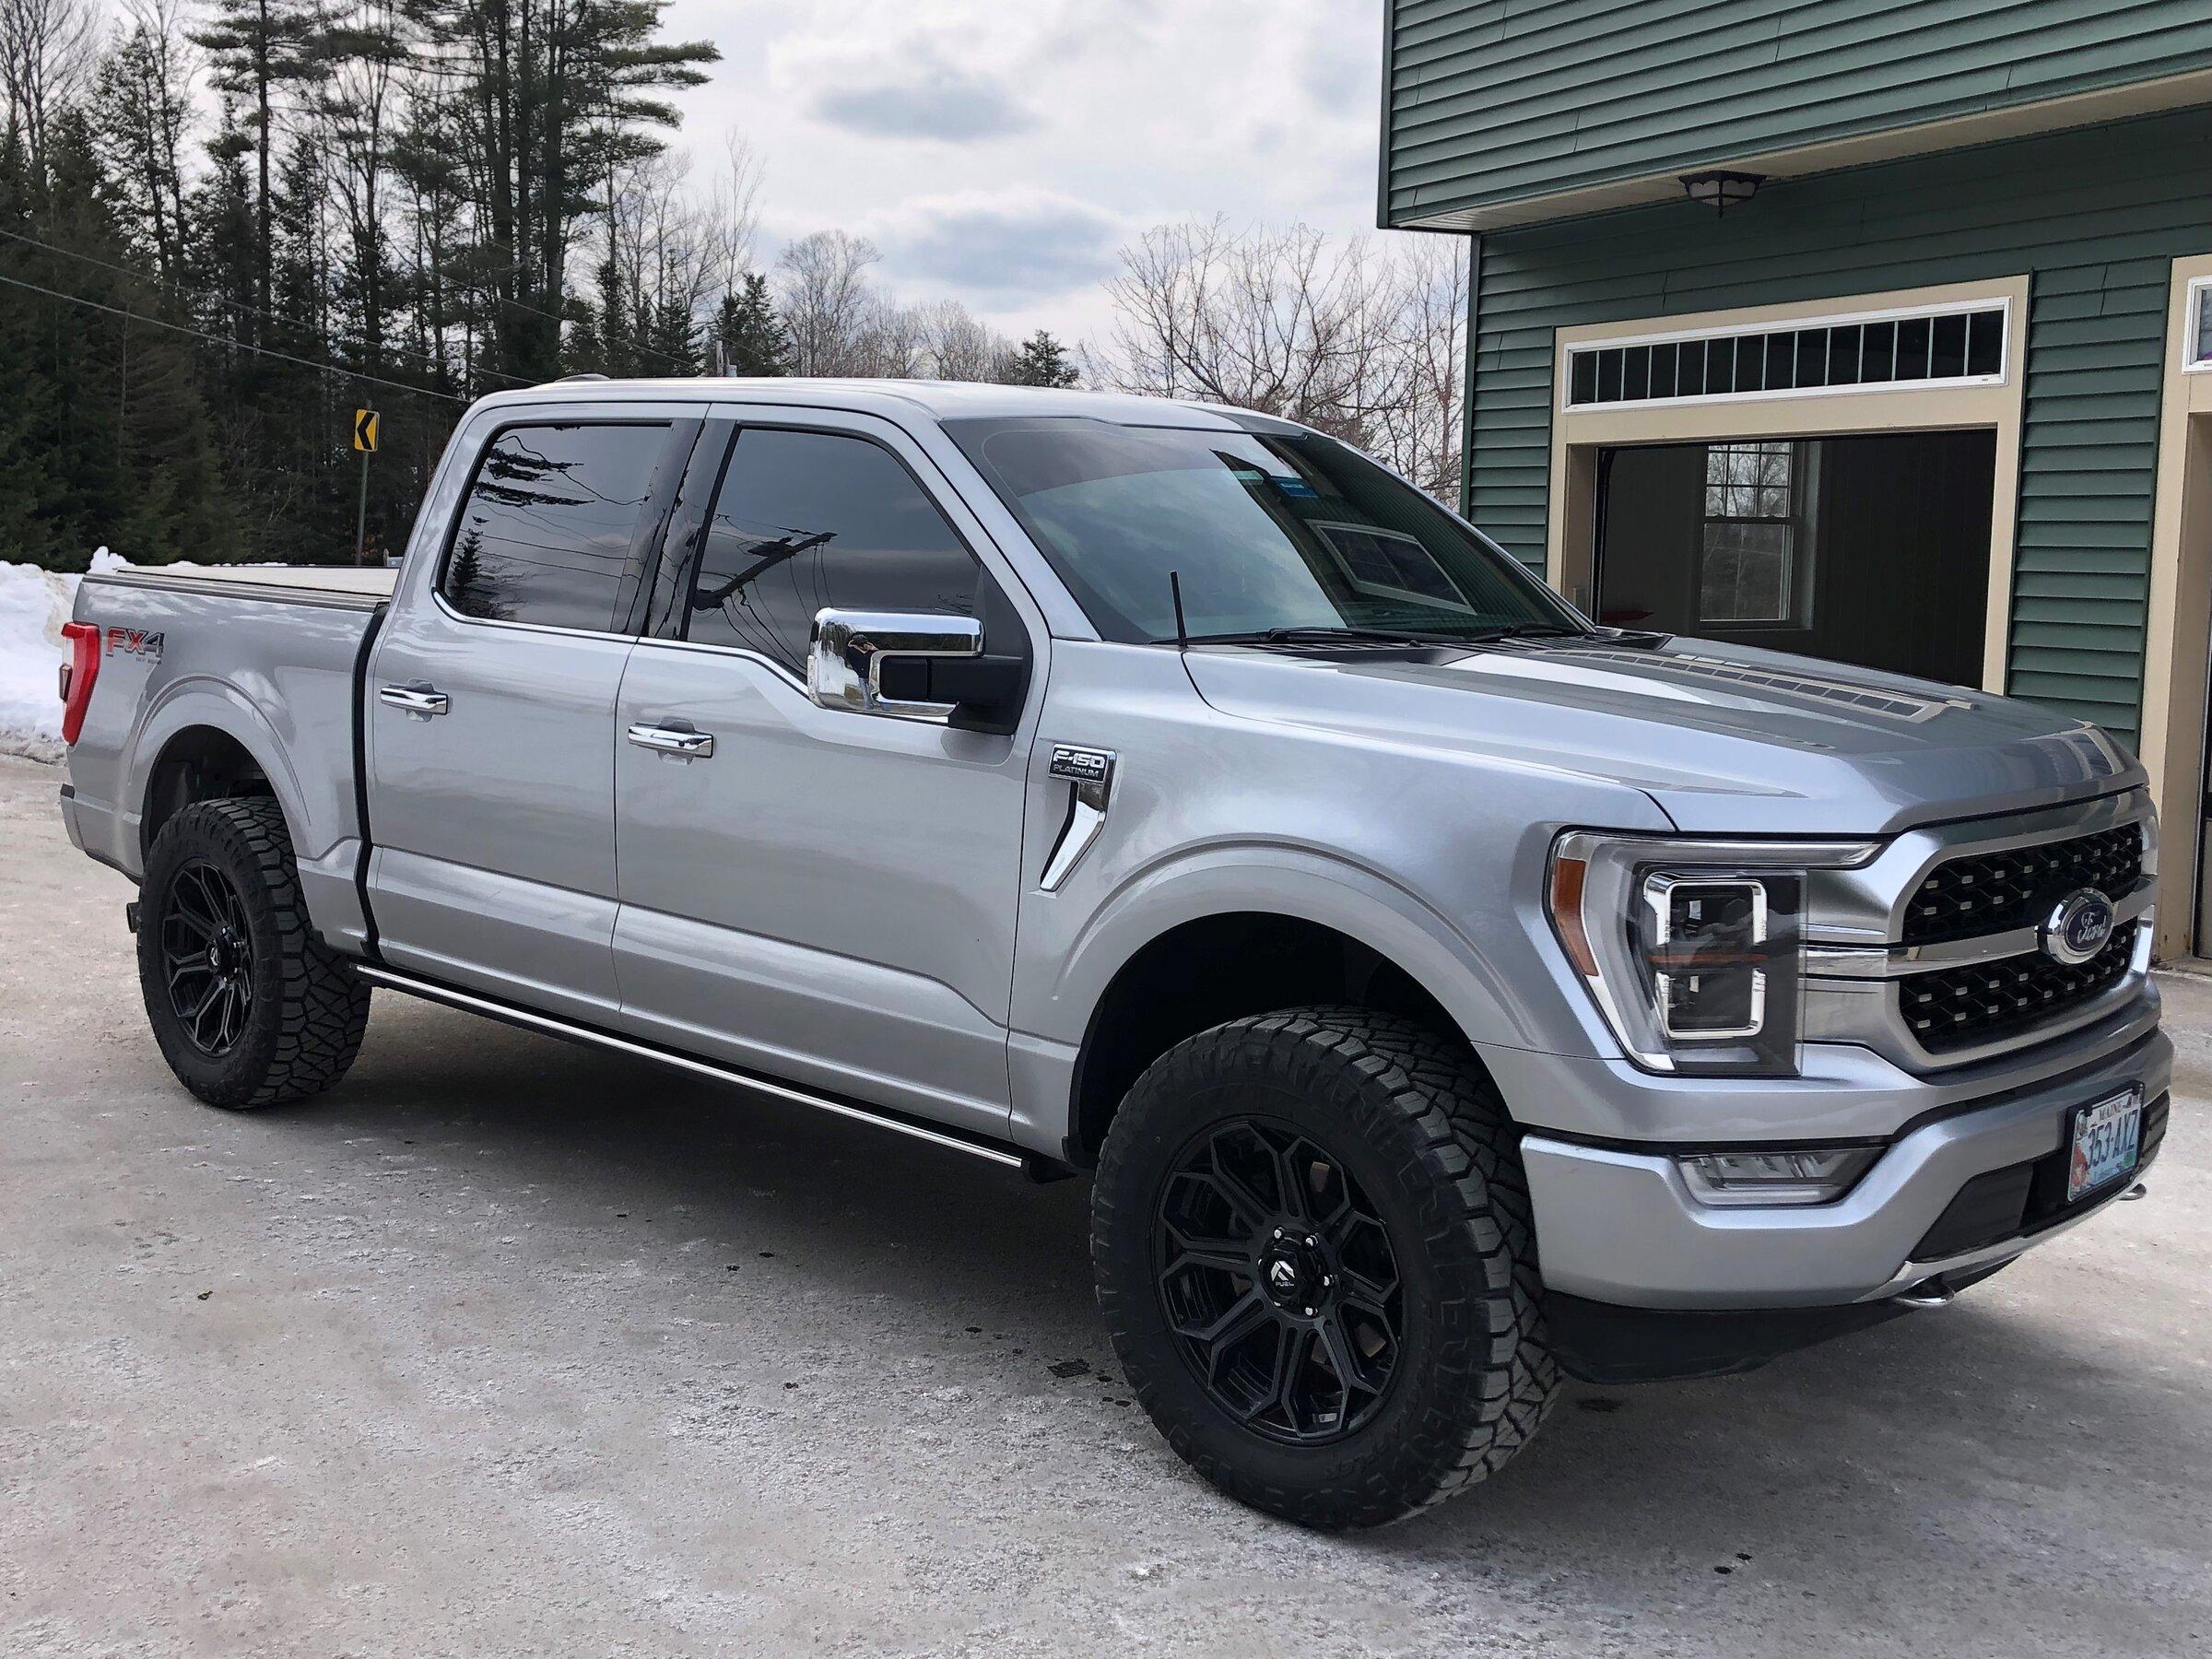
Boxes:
[1454,621,1595,643]
[1155,624,1465,648]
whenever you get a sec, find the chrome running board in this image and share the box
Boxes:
[355,963,1031,1171]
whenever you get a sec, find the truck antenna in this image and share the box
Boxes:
[1169,571,1190,652]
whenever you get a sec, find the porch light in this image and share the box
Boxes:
[1680,171,1764,215]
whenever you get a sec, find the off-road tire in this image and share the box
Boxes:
[1093,1007,1559,1529]
[138,796,371,1108]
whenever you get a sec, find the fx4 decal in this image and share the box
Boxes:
[105,627,164,663]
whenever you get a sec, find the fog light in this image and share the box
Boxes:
[1677,1147,1878,1207]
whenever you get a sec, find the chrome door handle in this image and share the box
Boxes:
[379,683,449,716]
[626,723,714,758]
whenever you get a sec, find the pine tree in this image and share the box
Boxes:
[1005,329,1079,388]
[190,0,330,324]
[648,293,699,376]
[0,129,64,563]
[712,273,791,375]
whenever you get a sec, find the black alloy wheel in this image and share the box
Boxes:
[137,796,371,1108]
[159,858,256,1055]
[1093,1007,1559,1528]
[1156,1117,1403,1443]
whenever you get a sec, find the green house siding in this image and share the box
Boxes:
[1466,106,2212,746]
[1385,0,2212,226]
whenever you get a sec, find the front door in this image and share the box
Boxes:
[611,409,1041,1139]
[368,414,694,1023]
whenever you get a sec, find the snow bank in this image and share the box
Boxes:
[0,554,112,761]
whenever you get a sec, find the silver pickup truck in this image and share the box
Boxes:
[57,378,2167,1528]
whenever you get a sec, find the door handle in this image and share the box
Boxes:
[626,723,715,759]
[379,683,449,716]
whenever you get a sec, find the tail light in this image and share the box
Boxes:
[59,621,100,745]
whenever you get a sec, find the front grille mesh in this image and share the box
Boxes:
[1900,923,2138,1053]
[1902,824,2142,947]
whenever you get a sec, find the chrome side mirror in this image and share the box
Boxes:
[807,608,983,724]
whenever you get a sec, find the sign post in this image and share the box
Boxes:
[352,406,379,565]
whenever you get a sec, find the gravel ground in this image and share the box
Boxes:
[2,750,2206,1656]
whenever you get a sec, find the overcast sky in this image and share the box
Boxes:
[658,0,1389,348]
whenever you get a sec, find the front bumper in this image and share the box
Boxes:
[1522,1026,2171,1311]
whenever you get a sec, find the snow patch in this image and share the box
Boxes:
[0,555,94,762]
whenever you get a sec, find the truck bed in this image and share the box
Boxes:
[62,565,388,956]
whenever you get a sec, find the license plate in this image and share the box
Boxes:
[2066,1088,2143,1204]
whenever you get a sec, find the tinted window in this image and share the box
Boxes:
[441,424,669,630]
[687,429,988,676]
[947,419,1579,646]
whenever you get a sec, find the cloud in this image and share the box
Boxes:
[809,55,1037,142]
[773,24,1039,143]
[865,189,1124,303]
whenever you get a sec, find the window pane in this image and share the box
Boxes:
[1596,348,1624,404]
[1622,344,1652,402]
[1795,328,1829,389]
[1860,320,1898,383]
[1930,312,1968,379]
[1707,336,1736,395]
[2196,286,2212,366]
[1570,351,1599,405]
[1650,340,1679,398]
[442,424,668,629]
[1966,308,2005,377]
[1678,338,1707,396]
[1700,521,1793,622]
[1759,333,1795,392]
[1897,316,1932,379]
[1828,324,1863,386]
[688,429,982,676]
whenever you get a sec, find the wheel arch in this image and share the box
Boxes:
[130,689,315,867]
[1043,851,1528,1168]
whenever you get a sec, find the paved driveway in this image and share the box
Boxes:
[2,753,2205,1656]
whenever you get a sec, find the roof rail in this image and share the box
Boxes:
[551,371,609,383]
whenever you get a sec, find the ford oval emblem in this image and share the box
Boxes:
[2042,888,2116,966]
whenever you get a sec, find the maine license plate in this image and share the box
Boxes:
[2067,1088,2143,1204]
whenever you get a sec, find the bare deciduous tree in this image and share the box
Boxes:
[911,297,1012,382]
[0,0,99,175]
[774,228,880,376]
[1104,216,1469,500]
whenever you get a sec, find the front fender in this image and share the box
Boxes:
[1018,841,1536,1055]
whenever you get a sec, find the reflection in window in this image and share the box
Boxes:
[1699,441,1809,626]
[2194,282,2212,368]
[441,424,667,630]
[687,429,985,674]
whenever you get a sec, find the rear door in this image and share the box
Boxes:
[367,411,699,1022]
[610,406,1045,1138]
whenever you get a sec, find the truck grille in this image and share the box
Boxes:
[1900,923,2139,1053]
[1902,823,2142,947]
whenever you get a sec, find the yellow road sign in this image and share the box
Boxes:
[353,408,379,453]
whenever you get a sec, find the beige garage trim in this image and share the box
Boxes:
[1546,275,2031,694]
[2135,254,2212,961]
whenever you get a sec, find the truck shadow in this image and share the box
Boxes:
[296,1000,2199,1605]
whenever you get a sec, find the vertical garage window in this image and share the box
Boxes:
[2190,277,2212,370]
[1699,441,1808,625]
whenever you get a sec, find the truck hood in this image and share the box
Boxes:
[1182,635,2143,836]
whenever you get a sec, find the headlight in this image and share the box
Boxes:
[1547,831,1878,1077]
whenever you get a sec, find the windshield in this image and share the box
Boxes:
[947,418,1588,645]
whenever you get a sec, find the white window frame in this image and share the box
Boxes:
[2184,275,2212,375]
[1560,295,2013,414]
